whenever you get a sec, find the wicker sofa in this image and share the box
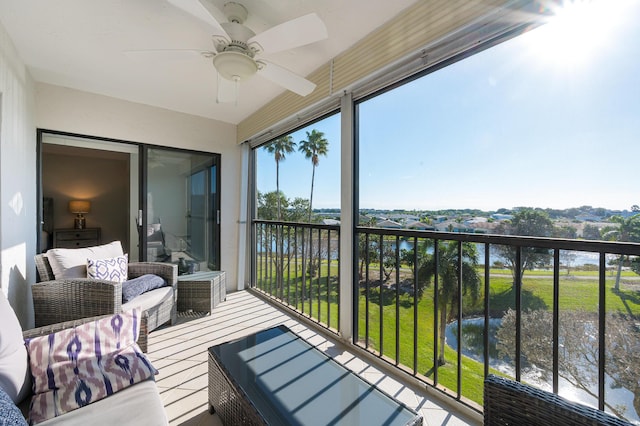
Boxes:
[33,248,177,352]
[484,374,632,426]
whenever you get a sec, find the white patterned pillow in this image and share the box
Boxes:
[87,254,128,283]
[25,309,157,424]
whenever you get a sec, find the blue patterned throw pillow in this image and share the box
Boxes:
[121,274,167,303]
[86,254,128,283]
[0,386,27,426]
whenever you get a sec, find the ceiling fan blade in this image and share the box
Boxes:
[258,60,316,96]
[166,0,228,38]
[249,13,327,54]
[216,73,238,104]
[123,49,207,62]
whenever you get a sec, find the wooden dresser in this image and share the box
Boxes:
[53,228,101,248]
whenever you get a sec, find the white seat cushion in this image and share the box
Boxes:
[122,286,173,313]
[37,380,167,426]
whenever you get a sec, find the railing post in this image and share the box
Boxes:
[379,234,384,356]
[395,235,400,364]
[598,252,606,411]
[327,229,332,328]
[484,242,490,379]
[515,246,522,382]
[433,239,439,384]
[553,249,560,394]
[457,241,463,397]
[413,236,418,374]
[365,233,370,348]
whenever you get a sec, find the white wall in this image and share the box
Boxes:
[36,83,241,295]
[0,20,37,328]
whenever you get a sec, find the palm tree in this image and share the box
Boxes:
[602,213,640,291]
[297,129,328,222]
[417,240,481,366]
[263,136,296,296]
[263,135,296,220]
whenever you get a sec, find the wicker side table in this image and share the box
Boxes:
[177,271,226,315]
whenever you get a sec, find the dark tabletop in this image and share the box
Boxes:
[210,325,422,426]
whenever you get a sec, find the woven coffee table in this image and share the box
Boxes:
[208,325,422,425]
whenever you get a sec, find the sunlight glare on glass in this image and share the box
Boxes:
[526,0,630,70]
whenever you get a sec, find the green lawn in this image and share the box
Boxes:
[487,275,640,314]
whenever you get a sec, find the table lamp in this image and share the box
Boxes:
[69,200,91,229]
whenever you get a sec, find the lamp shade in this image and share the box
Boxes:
[68,200,91,214]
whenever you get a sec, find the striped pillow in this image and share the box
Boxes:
[87,254,128,283]
[25,310,157,424]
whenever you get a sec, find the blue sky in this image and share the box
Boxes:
[257,1,640,212]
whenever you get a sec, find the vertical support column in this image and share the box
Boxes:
[236,142,250,290]
[339,92,354,341]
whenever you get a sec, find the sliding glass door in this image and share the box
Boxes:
[143,147,220,273]
[37,131,221,272]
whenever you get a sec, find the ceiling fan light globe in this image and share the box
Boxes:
[213,51,257,81]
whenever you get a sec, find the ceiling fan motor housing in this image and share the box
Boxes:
[223,2,248,24]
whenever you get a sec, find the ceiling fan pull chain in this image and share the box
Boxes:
[233,76,239,107]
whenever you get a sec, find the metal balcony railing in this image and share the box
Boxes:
[252,220,640,422]
[253,220,340,332]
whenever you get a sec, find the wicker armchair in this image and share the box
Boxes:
[33,254,178,352]
[22,314,128,340]
[484,374,632,426]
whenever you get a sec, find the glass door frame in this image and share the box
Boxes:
[140,145,221,270]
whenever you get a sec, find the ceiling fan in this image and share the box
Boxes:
[166,0,328,103]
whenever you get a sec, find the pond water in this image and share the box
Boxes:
[445,317,639,424]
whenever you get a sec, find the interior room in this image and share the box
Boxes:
[41,143,131,252]
[1,0,639,425]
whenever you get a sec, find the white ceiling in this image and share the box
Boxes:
[0,0,419,124]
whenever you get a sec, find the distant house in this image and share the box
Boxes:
[388,213,420,223]
[405,221,435,230]
[471,221,500,233]
[322,219,340,226]
[433,215,448,223]
[376,219,403,229]
[464,217,488,225]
